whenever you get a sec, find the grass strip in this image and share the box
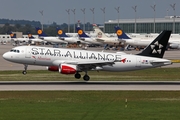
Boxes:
[0,91,180,120]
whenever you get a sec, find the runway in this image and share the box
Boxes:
[0,81,180,91]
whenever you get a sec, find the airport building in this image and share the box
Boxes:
[105,16,180,34]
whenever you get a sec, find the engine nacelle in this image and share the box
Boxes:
[59,64,77,74]
[47,66,59,71]
[169,44,180,49]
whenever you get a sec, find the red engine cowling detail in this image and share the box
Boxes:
[59,64,77,74]
[47,66,59,71]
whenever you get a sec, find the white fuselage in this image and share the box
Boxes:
[79,37,103,45]
[29,38,45,43]
[12,38,30,42]
[122,38,180,48]
[60,37,90,44]
[96,37,120,45]
[40,37,68,44]
[3,46,171,72]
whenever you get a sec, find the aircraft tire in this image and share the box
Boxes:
[83,75,90,81]
[22,71,27,75]
[75,73,81,79]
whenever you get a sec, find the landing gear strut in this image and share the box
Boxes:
[22,64,28,75]
[75,72,81,79]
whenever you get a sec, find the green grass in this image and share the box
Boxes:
[0,91,180,120]
[0,67,180,81]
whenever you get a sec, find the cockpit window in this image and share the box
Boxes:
[10,49,20,53]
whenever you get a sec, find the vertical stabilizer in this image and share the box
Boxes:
[137,30,171,58]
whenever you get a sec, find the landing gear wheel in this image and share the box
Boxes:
[83,75,90,81]
[22,71,27,75]
[22,64,28,75]
[75,73,81,79]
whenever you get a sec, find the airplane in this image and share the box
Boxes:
[93,24,120,45]
[115,26,180,49]
[27,32,46,44]
[56,27,90,44]
[35,27,68,44]
[3,30,172,81]
[76,26,103,45]
[114,26,152,47]
[9,32,30,44]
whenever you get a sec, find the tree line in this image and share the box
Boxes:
[0,19,96,35]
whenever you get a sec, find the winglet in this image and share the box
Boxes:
[114,26,131,39]
[137,30,171,58]
[76,26,90,38]
[56,27,69,37]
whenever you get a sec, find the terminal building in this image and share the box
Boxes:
[105,16,180,34]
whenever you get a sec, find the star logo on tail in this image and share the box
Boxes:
[150,41,163,54]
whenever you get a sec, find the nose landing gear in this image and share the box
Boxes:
[22,64,28,75]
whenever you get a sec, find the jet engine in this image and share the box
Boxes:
[59,64,77,74]
[47,66,59,71]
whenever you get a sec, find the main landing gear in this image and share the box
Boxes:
[74,72,81,79]
[74,72,90,81]
[22,64,28,75]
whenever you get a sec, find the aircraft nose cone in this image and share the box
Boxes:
[3,52,10,60]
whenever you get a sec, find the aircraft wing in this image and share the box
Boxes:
[52,60,116,70]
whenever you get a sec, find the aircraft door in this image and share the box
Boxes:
[136,57,141,67]
[25,47,31,58]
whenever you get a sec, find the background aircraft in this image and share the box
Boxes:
[3,30,172,81]
[35,27,68,44]
[9,32,30,44]
[93,24,120,45]
[115,26,180,49]
[27,32,46,44]
[114,26,152,47]
[56,27,89,44]
[76,26,103,45]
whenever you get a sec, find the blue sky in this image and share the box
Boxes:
[0,0,179,24]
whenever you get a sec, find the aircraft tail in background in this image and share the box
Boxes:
[9,31,16,38]
[114,26,131,39]
[56,27,69,37]
[27,32,35,39]
[76,26,90,38]
[35,27,47,37]
[93,24,108,38]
